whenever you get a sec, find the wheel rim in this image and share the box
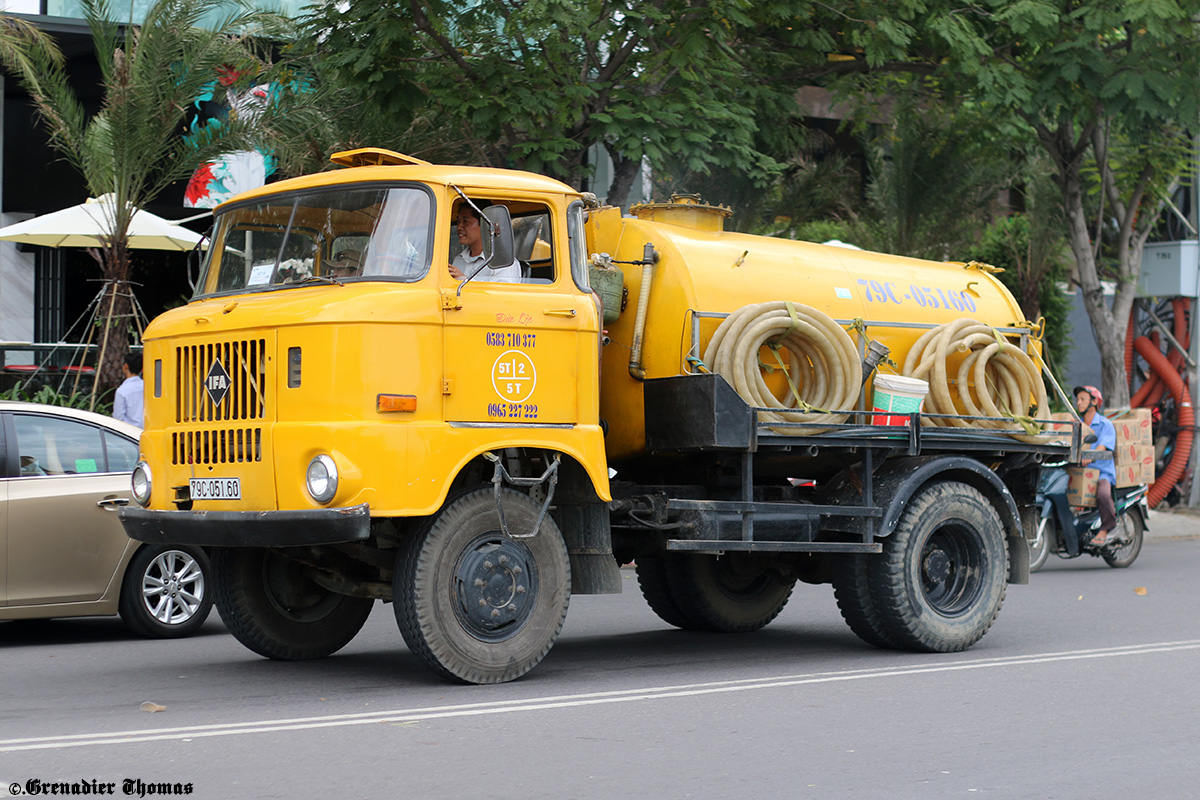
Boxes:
[141,550,206,625]
[452,534,539,642]
[1107,515,1138,558]
[261,553,342,623]
[919,524,984,616]
[710,554,778,600]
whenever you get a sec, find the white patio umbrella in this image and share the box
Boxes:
[0,194,206,251]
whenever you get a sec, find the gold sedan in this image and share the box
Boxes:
[1,401,212,637]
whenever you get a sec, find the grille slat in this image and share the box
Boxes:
[171,339,269,466]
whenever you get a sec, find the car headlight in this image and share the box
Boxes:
[131,461,153,507]
[306,454,338,504]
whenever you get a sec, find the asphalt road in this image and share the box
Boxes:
[2,529,1198,800]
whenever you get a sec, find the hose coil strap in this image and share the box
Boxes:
[704,301,860,434]
[901,318,1051,443]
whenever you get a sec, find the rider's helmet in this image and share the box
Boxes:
[1073,385,1103,409]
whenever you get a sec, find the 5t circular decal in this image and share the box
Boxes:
[491,350,536,403]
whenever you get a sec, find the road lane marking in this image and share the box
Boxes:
[3,638,1199,752]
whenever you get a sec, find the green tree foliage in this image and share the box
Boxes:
[827,0,1200,407]
[293,0,974,208]
[0,0,307,391]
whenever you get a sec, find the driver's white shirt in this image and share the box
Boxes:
[453,249,522,283]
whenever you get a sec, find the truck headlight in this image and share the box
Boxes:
[306,454,338,504]
[131,461,153,507]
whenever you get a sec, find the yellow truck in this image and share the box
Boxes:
[121,148,1080,684]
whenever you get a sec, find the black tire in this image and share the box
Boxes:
[662,552,796,633]
[868,481,1008,652]
[213,548,374,660]
[634,555,698,630]
[1028,515,1053,573]
[394,487,570,684]
[831,553,899,649]
[1103,512,1145,568]
[119,545,214,639]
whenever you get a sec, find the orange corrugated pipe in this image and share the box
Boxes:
[1134,335,1194,507]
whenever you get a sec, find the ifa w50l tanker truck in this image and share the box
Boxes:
[121,148,1087,684]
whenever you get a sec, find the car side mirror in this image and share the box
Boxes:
[481,205,515,269]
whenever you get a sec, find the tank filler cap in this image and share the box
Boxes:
[629,194,732,232]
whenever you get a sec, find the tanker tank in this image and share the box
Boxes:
[586,196,1040,463]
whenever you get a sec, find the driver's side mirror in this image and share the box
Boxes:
[481,205,515,268]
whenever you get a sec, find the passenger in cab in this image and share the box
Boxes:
[328,249,362,278]
[448,201,521,283]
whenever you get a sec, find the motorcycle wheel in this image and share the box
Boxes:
[1029,516,1053,573]
[1102,512,1144,569]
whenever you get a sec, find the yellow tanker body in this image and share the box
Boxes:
[121,151,1075,687]
[587,199,1033,461]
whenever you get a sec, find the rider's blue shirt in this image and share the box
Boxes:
[1088,412,1117,483]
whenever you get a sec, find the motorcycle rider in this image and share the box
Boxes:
[1074,385,1117,546]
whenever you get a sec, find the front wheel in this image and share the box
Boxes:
[1103,511,1145,568]
[213,548,374,660]
[1028,514,1053,573]
[119,545,213,638]
[869,481,1008,652]
[394,487,570,684]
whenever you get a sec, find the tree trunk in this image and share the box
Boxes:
[1058,163,1131,409]
[604,144,642,208]
[95,242,134,400]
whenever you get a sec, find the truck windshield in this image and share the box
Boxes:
[194,185,434,297]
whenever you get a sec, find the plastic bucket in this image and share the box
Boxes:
[870,374,929,426]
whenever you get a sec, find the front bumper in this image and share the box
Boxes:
[120,504,371,547]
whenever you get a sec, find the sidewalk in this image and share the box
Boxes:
[1145,505,1200,540]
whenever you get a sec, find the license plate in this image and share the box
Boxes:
[190,478,241,501]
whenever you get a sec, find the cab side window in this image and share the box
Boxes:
[13,415,109,476]
[512,211,556,284]
[449,200,557,284]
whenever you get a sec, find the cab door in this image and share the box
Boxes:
[442,199,584,426]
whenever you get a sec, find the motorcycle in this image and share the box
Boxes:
[1029,465,1148,572]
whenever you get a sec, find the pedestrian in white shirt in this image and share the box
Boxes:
[114,353,144,428]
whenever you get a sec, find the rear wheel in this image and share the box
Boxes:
[1103,512,1145,568]
[663,552,795,633]
[634,555,697,630]
[394,487,570,684]
[213,548,374,660]
[119,545,213,639]
[869,481,1008,652]
[832,553,899,649]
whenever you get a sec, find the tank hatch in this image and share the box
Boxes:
[329,148,431,167]
[629,194,732,232]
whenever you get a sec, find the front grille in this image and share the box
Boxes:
[176,339,267,423]
[172,428,262,465]
[171,338,269,466]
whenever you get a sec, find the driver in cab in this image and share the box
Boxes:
[448,201,521,283]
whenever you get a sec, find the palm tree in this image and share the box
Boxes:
[0,0,299,392]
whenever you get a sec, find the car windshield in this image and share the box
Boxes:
[194,185,434,297]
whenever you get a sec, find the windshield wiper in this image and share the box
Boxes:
[293,274,344,287]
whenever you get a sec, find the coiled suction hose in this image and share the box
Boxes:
[902,318,1049,444]
[703,301,860,434]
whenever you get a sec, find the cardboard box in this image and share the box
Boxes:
[1066,467,1100,507]
[1115,462,1141,489]
[1139,450,1156,484]
[1109,407,1153,448]
[1045,411,1076,444]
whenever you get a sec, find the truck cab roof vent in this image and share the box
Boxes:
[329,148,431,168]
[629,194,732,232]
